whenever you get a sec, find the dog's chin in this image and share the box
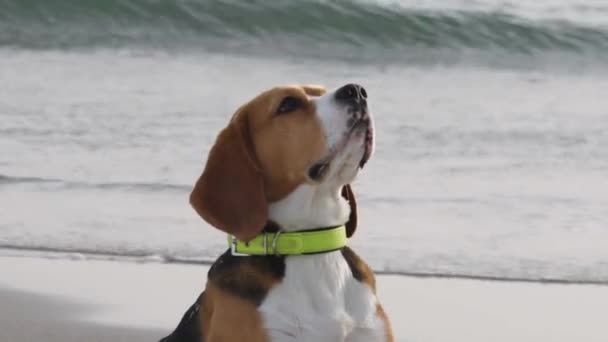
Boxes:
[307,124,373,184]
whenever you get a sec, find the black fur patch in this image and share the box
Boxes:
[159,292,204,342]
[208,249,286,306]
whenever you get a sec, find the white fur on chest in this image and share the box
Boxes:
[258,251,384,342]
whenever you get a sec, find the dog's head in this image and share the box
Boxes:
[190,84,374,241]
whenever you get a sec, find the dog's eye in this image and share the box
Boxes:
[276,96,302,114]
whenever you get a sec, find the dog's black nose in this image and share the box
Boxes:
[335,83,367,102]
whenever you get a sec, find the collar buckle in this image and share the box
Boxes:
[230,231,280,256]
[230,235,249,257]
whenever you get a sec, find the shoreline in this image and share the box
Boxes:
[2,246,606,287]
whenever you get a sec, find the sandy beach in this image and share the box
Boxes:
[1,254,607,342]
[0,287,162,342]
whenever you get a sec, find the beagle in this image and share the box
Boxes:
[160,84,393,342]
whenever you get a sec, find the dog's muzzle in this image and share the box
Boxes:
[308,83,374,181]
[335,83,373,168]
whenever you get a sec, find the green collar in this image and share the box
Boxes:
[228,225,347,256]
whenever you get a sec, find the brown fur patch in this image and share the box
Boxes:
[201,284,269,342]
[376,304,394,342]
[341,246,376,291]
[301,85,326,97]
[246,86,327,201]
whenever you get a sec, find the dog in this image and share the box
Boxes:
[160,84,393,342]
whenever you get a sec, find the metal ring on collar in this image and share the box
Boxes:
[272,230,283,256]
[263,232,268,255]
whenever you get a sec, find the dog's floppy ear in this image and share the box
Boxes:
[341,184,358,238]
[190,112,267,242]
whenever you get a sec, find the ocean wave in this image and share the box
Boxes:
[0,174,190,192]
[1,0,607,61]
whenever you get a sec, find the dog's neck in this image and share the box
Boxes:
[268,183,350,232]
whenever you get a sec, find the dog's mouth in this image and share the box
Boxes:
[355,117,374,169]
[308,162,330,180]
[308,116,374,181]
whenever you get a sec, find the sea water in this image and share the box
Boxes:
[1,0,607,283]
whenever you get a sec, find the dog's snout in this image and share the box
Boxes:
[335,84,367,102]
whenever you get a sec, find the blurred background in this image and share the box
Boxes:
[1,0,607,284]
